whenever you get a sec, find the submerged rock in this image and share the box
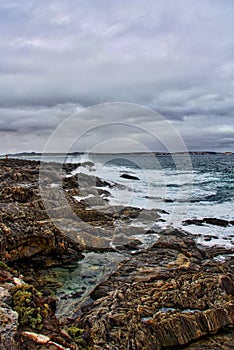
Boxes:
[120,173,140,180]
[183,217,234,227]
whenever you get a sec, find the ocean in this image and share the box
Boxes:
[65,153,234,248]
[20,153,234,247]
[14,153,234,316]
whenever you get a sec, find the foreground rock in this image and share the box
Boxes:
[73,228,234,349]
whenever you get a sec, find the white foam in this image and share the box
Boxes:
[70,156,233,249]
[74,194,94,202]
[196,235,233,248]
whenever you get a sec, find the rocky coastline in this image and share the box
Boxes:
[0,158,233,349]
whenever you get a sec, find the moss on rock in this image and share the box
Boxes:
[12,284,49,331]
[67,326,92,348]
[0,260,10,270]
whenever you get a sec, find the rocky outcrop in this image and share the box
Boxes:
[74,229,234,349]
[0,159,115,265]
[0,159,40,185]
[0,208,83,267]
[0,159,164,259]
[63,172,112,191]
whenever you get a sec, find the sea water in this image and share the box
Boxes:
[69,153,234,248]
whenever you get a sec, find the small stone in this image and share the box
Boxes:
[48,341,71,349]
[21,331,50,344]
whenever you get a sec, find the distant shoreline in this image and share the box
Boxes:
[1,151,233,157]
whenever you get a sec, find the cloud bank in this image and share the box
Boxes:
[0,0,234,152]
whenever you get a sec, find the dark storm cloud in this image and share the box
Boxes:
[0,0,234,152]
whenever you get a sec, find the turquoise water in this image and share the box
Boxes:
[36,251,127,318]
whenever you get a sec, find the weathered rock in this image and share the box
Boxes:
[111,235,142,251]
[0,160,88,265]
[62,174,79,190]
[75,232,234,349]
[0,285,13,303]
[0,186,36,203]
[63,172,111,191]
[62,162,80,174]
[0,303,19,350]
[1,158,234,349]
[48,340,70,349]
[185,330,234,349]
[21,331,50,344]
[80,195,108,207]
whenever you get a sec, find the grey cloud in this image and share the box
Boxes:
[0,0,234,152]
[0,103,82,134]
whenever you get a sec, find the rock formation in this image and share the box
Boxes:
[73,229,234,349]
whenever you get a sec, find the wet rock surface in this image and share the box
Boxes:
[183,217,234,227]
[120,173,140,180]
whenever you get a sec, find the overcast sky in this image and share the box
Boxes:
[0,0,234,153]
